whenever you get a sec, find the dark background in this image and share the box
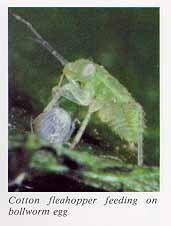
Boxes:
[9,8,159,166]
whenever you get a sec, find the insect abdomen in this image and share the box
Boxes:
[98,101,145,144]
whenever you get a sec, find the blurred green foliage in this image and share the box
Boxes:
[9,134,159,192]
[9,8,159,166]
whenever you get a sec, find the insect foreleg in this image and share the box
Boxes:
[43,72,66,112]
[57,73,65,89]
[70,108,93,150]
[43,87,63,112]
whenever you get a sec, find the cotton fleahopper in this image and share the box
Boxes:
[11,12,145,166]
[58,59,145,166]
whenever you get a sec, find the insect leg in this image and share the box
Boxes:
[137,134,143,166]
[70,109,92,150]
[30,116,34,134]
[43,87,63,112]
[63,119,79,143]
[57,73,65,89]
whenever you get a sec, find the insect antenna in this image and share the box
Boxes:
[9,11,68,66]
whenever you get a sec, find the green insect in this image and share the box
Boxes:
[46,59,145,166]
[12,12,145,166]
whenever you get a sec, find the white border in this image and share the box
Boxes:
[7,0,160,7]
[1,0,171,225]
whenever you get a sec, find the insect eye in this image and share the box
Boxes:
[67,63,75,71]
[82,63,95,77]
